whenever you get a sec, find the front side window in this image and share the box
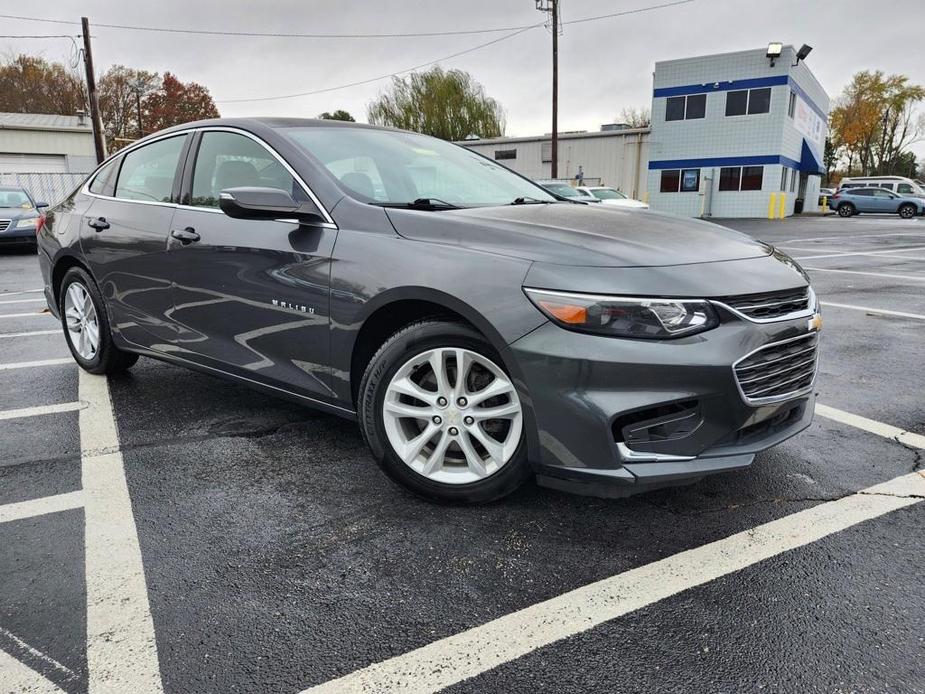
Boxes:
[873,189,895,198]
[89,158,120,197]
[898,183,913,194]
[283,127,555,206]
[191,131,304,208]
[115,136,186,203]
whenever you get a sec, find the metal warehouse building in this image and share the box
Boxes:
[463,45,829,219]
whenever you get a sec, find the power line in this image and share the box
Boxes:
[0,34,79,39]
[218,0,696,103]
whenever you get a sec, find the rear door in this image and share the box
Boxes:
[849,189,875,212]
[164,129,338,401]
[81,133,190,348]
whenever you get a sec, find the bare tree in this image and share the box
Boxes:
[615,106,651,128]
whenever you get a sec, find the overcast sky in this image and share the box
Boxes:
[5,0,925,156]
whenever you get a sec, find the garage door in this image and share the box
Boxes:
[0,153,69,174]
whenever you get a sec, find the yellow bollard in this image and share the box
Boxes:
[821,196,828,214]
[778,192,786,219]
[768,193,777,219]
[643,191,649,204]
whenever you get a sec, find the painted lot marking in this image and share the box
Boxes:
[0,358,73,371]
[803,267,925,282]
[0,297,46,305]
[0,491,84,524]
[791,245,925,261]
[778,231,925,245]
[0,646,65,693]
[0,401,84,421]
[78,370,164,693]
[0,289,43,296]
[303,472,925,694]
[0,311,52,320]
[0,330,60,339]
[820,301,925,322]
[815,404,925,450]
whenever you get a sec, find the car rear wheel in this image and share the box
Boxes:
[837,203,855,217]
[358,319,530,503]
[59,267,139,375]
[898,203,916,219]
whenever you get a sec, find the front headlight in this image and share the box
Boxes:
[524,288,719,339]
[15,217,38,229]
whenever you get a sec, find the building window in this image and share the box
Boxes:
[719,166,763,191]
[780,167,788,192]
[660,169,681,192]
[494,149,516,160]
[726,88,771,116]
[790,168,797,192]
[659,168,700,193]
[741,166,764,190]
[666,93,706,121]
[788,91,797,118]
[540,142,552,163]
[719,167,741,191]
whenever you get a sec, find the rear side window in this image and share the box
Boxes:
[115,136,186,203]
[191,131,305,208]
[89,158,120,197]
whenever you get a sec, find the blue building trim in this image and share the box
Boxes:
[653,75,788,98]
[648,154,814,171]
[653,74,828,121]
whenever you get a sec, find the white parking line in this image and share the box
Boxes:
[0,311,52,320]
[820,301,925,322]
[779,231,925,244]
[0,401,84,421]
[78,370,164,693]
[803,267,925,282]
[0,491,84,525]
[815,404,925,450]
[0,647,65,693]
[0,288,43,297]
[303,471,925,694]
[792,245,925,260]
[0,358,72,371]
[0,297,46,305]
[0,330,60,339]
[0,626,78,685]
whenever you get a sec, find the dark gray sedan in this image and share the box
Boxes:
[0,185,48,249]
[38,118,820,503]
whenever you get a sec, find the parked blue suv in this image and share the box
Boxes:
[830,186,925,219]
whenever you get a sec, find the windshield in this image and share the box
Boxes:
[283,127,556,207]
[543,183,580,197]
[590,188,627,200]
[0,189,32,208]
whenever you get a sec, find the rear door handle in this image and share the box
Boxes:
[170,227,200,244]
[87,217,110,231]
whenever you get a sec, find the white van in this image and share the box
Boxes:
[838,176,925,197]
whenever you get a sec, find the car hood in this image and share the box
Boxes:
[385,203,770,267]
[0,208,37,220]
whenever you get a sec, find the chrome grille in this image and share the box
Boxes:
[717,287,811,320]
[734,332,818,403]
[0,219,10,231]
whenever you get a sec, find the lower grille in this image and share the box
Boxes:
[717,287,811,320]
[734,332,818,403]
[0,219,10,231]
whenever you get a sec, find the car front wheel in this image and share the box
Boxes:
[358,319,530,503]
[59,266,139,374]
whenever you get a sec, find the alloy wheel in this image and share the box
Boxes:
[382,347,523,485]
[64,281,100,360]
[899,205,915,219]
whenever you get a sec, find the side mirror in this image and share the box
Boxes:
[219,187,323,223]
[35,201,49,209]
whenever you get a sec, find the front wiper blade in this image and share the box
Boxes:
[371,197,461,210]
[511,196,554,205]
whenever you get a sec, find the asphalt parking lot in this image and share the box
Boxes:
[1,214,923,694]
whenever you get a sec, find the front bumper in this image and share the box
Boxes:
[508,314,818,498]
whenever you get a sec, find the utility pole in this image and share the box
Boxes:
[81,17,107,163]
[536,1,560,178]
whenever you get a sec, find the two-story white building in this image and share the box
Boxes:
[646,45,829,218]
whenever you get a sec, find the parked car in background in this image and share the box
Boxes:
[575,186,649,209]
[838,176,925,198]
[0,186,48,250]
[818,187,835,207]
[829,187,925,218]
[39,118,819,504]
[536,180,600,203]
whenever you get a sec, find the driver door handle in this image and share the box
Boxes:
[87,216,110,231]
[170,227,200,244]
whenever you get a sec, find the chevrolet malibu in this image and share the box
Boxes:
[38,118,821,503]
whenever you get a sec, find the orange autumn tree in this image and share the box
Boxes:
[142,72,219,133]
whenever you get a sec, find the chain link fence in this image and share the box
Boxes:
[0,172,90,207]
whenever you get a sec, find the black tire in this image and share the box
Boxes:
[837,203,855,217]
[898,203,916,219]
[59,266,139,375]
[358,319,531,504]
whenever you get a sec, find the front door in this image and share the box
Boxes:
[165,130,338,402]
[80,134,190,348]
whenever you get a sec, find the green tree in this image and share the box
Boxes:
[318,109,355,122]
[367,67,504,141]
[0,55,86,115]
